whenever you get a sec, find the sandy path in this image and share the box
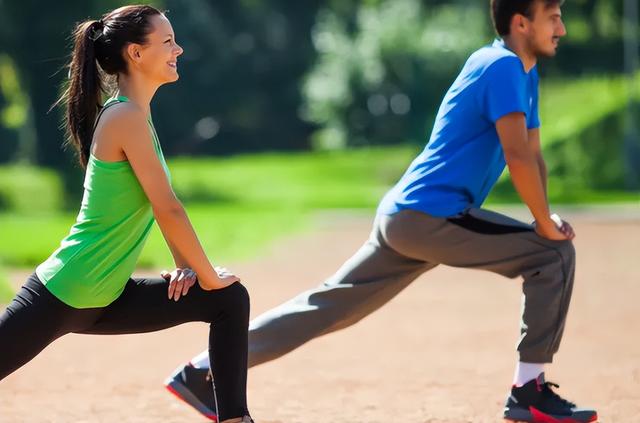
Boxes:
[1,210,639,422]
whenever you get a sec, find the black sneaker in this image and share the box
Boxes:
[503,373,597,423]
[165,362,217,421]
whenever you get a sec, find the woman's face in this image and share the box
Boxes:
[133,14,184,85]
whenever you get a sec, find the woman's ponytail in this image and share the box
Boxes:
[59,20,106,168]
[55,6,162,168]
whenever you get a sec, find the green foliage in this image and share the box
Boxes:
[0,165,64,213]
[153,0,321,156]
[542,73,640,189]
[539,73,640,147]
[488,72,640,200]
[0,55,28,129]
[0,0,630,169]
[303,0,491,149]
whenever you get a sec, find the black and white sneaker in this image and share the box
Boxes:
[503,373,597,423]
[165,362,217,421]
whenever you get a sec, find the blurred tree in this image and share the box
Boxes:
[542,0,628,75]
[0,54,33,164]
[153,0,322,156]
[0,0,142,201]
[301,0,492,149]
[301,0,635,150]
[0,0,635,196]
[0,94,18,164]
[0,0,134,168]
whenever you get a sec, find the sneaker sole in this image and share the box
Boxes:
[164,376,217,421]
[504,406,598,423]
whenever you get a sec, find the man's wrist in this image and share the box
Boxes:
[534,215,555,230]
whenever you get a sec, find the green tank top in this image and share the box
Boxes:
[36,96,170,308]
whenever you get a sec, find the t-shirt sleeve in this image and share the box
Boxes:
[483,57,528,123]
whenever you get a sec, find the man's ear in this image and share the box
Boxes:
[512,13,530,35]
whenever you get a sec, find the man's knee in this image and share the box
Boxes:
[555,240,575,265]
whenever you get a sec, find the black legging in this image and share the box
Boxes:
[0,273,250,420]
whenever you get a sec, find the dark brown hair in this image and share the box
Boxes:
[57,5,162,168]
[490,0,564,36]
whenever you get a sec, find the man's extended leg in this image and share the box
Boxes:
[246,227,434,366]
[166,216,435,417]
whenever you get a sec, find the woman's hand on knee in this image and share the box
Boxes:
[199,266,241,290]
[161,268,198,301]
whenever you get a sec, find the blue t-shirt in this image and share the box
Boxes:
[377,39,540,217]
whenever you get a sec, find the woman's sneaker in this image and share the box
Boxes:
[164,362,217,421]
[503,373,597,422]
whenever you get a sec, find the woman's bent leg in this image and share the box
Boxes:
[79,277,250,420]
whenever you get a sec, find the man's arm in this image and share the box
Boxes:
[496,113,566,240]
[528,128,547,199]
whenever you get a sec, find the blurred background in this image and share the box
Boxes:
[0,0,638,290]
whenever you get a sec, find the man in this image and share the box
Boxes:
[166,1,597,421]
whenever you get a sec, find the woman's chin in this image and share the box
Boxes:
[162,72,180,84]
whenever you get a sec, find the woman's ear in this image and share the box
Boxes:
[126,43,142,64]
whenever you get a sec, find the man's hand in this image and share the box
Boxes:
[535,213,575,241]
[161,268,198,301]
[551,213,575,240]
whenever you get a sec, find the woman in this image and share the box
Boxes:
[0,5,253,423]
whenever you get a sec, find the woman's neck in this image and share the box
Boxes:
[115,73,158,115]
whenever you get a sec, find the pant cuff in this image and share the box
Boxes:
[519,352,554,364]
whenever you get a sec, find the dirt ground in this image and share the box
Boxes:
[1,209,639,422]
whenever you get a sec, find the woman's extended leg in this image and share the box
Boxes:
[0,274,101,380]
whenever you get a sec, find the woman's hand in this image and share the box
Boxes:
[199,266,241,290]
[161,268,198,301]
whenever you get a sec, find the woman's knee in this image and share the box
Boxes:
[219,282,250,319]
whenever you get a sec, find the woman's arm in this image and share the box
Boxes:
[98,104,238,290]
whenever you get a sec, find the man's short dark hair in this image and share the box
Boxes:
[490,0,564,36]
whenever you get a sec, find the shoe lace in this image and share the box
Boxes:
[541,381,576,408]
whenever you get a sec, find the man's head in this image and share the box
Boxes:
[490,0,567,57]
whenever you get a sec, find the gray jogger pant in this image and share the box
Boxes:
[247,208,575,366]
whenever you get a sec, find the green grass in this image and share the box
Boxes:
[0,164,64,213]
[169,147,417,209]
[0,147,418,268]
[1,73,639,268]
[0,262,13,303]
[539,72,640,147]
[0,206,306,269]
